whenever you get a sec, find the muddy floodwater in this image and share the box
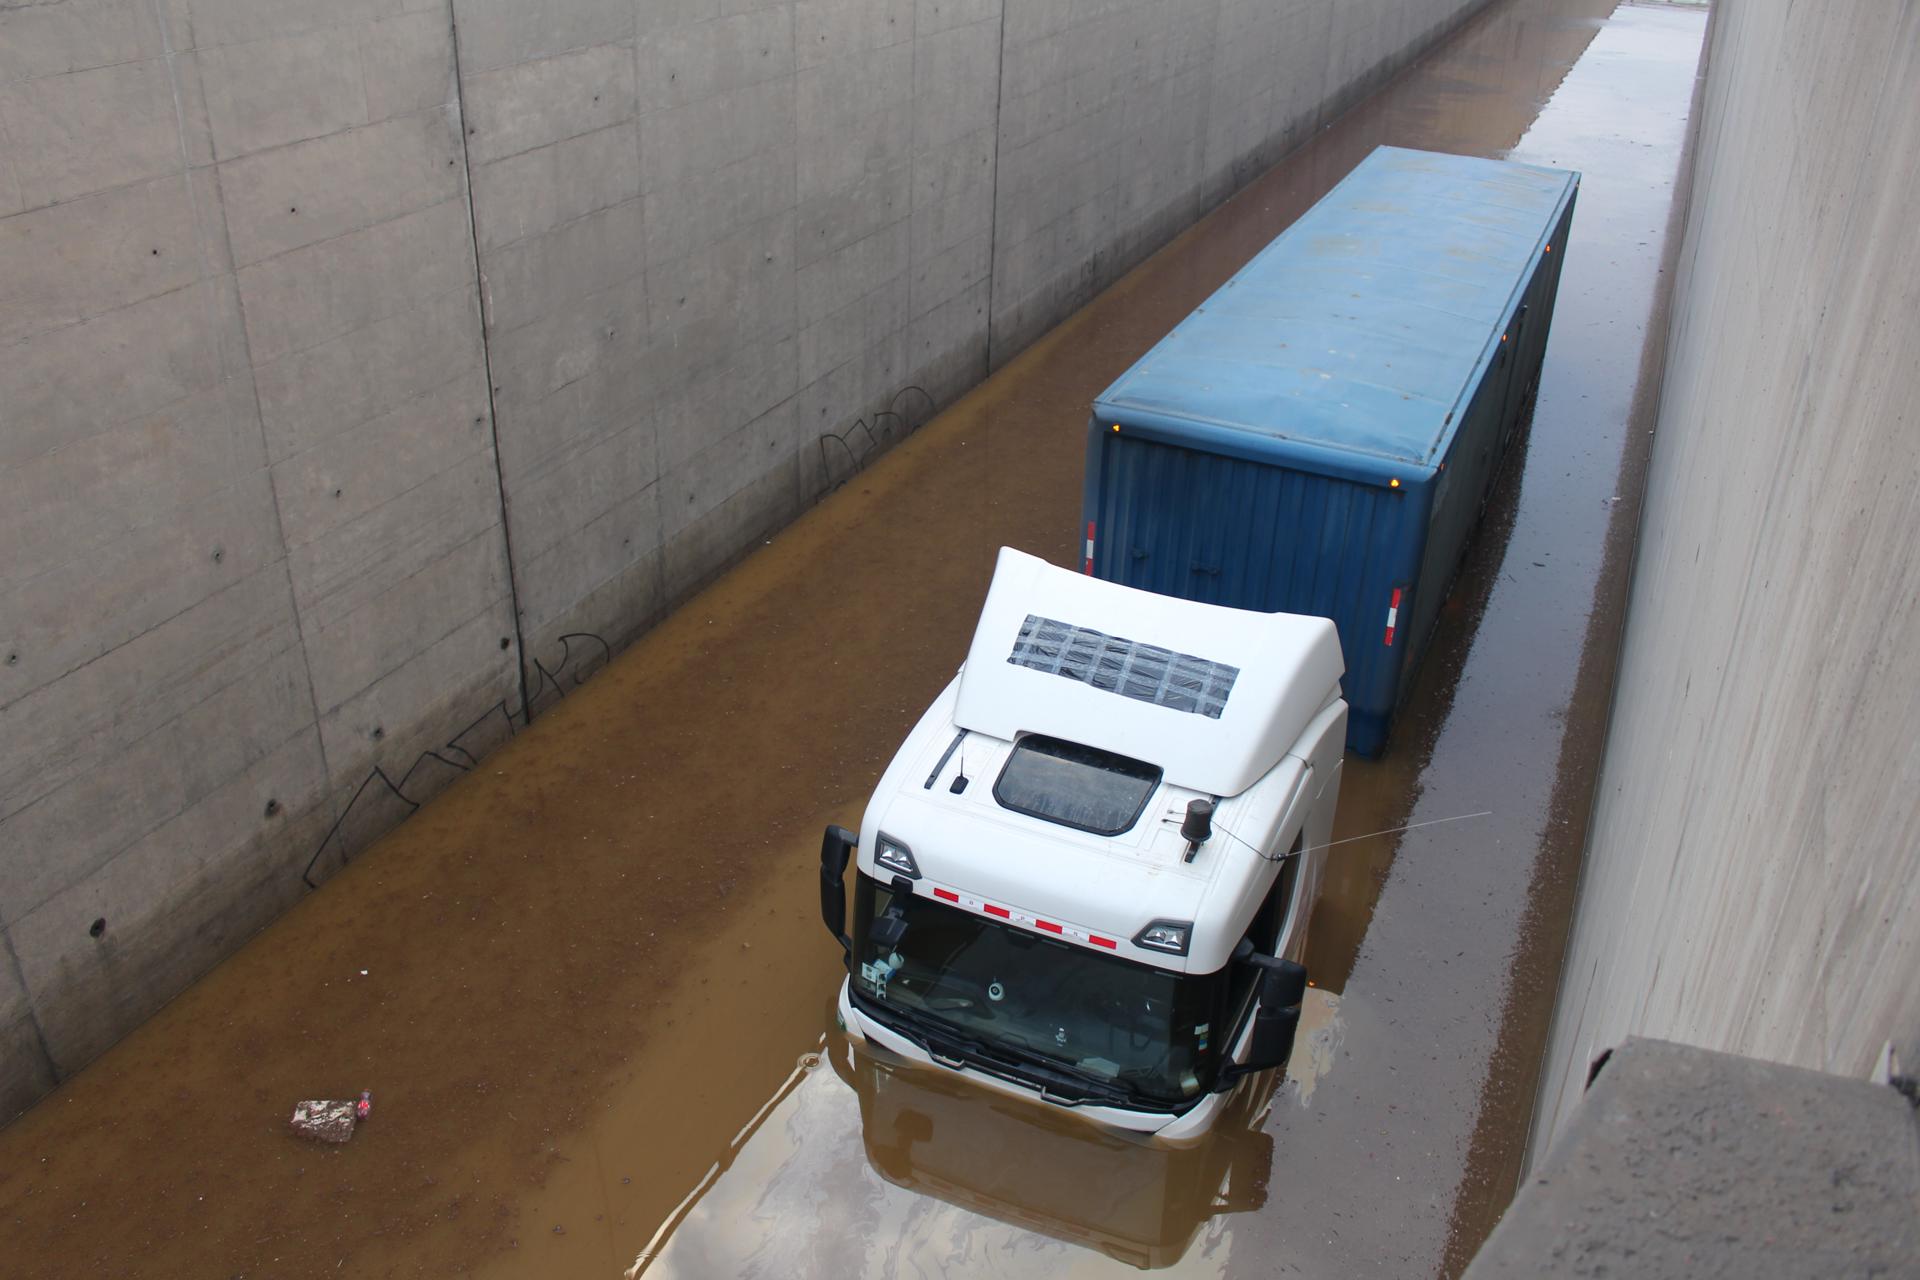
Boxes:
[0,2,1707,1276]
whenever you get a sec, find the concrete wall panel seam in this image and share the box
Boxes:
[980,0,1008,365]
[0,918,58,1099]
[446,0,533,726]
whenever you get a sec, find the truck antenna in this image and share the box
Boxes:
[1181,798,1215,862]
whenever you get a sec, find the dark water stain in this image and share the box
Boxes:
[0,2,1707,1277]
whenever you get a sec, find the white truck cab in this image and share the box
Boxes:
[821,548,1346,1142]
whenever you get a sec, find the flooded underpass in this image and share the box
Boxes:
[0,1,1708,1276]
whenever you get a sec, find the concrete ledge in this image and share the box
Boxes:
[1467,1039,1920,1278]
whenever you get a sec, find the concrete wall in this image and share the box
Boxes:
[1,0,1480,1120]
[989,0,1468,361]
[0,0,520,1120]
[1532,0,1920,1160]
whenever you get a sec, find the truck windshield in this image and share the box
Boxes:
[853,875,1221,1107]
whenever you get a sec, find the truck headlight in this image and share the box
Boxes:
[874,834,919,879]
[1134,920,1192,955]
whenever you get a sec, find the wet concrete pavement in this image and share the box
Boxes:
[0,2,1707,1276]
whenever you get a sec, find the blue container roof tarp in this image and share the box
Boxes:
[1093,147,1578,470]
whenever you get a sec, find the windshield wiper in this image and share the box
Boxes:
[989,1043,1134,1108]
[857,993,1133,1107]
[861,996,989,1064]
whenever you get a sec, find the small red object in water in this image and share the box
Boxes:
[356,1091,372,1120]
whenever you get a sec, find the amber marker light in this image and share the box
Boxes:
[1389,477,1401,489]
[1111,423,1121,432]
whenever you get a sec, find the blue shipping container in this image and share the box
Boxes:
[1082,146,1578,757]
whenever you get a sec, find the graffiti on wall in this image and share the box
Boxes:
[300,631,611,888]
[301,382,939,889]
[815,385,935,492]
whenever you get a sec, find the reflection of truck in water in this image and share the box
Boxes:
[627,1029,1287,1276]
[820,547,1345,1141]
[1081,146,1579,756]
[855,1039,1279,1269]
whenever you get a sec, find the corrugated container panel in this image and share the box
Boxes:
[1088,432,1426,755]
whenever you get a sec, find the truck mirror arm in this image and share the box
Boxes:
[1232,937,1279,969]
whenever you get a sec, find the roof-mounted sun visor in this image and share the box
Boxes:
[954,547,1344,795]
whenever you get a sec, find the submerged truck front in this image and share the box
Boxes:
[820,548,1346,1142]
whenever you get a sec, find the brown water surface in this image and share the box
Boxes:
[0,2,1707,1276]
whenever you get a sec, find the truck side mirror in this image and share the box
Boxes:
[1260,958,1308,1011]
[1220,958,1308,1086]
[820,825,857,965]
[1242,960,1308,1074]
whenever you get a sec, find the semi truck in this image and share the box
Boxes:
[819,547,1345,1141]
[1082,145,1579,755]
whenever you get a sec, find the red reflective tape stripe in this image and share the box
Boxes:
[1083,521,1096,574]
[937,894,1108,951]
[1385,586,1402,645]
[1390,587,1403,608]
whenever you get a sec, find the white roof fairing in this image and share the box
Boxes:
[953,548,1344,795]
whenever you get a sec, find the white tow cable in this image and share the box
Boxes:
[1302,809,1495,856]
[1214,809,1496,862]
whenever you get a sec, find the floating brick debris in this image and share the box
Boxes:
[289,1091,372,1143]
